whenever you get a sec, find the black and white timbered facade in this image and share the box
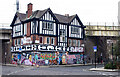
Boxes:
[10,3,86,65]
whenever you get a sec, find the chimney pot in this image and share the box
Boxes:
[65,14,69,17]
[27,3,33,18]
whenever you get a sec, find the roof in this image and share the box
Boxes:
[16,12,26,21]
[12,8,81,24]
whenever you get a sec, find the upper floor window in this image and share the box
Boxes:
[15,25,21,32]
[47,37,50,44]
[17,39,20,45]
[42,21,53,30]
[51,37,55,45]
[13,24,22,37]
[73,40,76,46]
[21,38,23,45]
[60,30,65,36]
[71,26,79,34]
[14,39,17,46]
[69,39,72,46]
[39,37,43,44]
[77,40,80,47]
[31,21,38,34]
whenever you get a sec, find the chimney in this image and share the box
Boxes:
[27,3,33,18]
[65,14,69,17]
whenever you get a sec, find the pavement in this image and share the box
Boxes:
[1,63,120,72]
[89,67,120,72]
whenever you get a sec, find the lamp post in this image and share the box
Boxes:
[101,53,102,64]
[81,44,85,65]
[112,42,113,70]
[93,46,97,68]
[5,52,7,64]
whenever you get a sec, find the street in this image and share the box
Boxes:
[2,65,119,76]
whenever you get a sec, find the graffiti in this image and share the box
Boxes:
[24,59,32,65]
[39,53,55,60]
[67,54,83,64]
[12,52,57,65]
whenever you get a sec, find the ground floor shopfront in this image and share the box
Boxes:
[11,51,84,66]
[11,45,84,65]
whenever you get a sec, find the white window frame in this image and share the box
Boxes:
[43,21,53,30]
[71,26,79,34]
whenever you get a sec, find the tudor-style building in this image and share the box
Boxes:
[11,3,85,65]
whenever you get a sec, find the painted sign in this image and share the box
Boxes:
[23,37,32,44]
[11,44,84,52]
[70,47,83,52]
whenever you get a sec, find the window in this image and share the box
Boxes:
[51,37,55,45]
[17,39,20,45]
[31,21,38,34]
[15,25,21,32]
[39,37,43,43]
[42,21,53,30]
[77,40,80,47]
[14,39,17,46]
[13,25,21,37]
[60,30,65,36]
[21,38,23,45]
[69,39,72,46]
[24,23,27,35]
[73,40,76,46]
[47,37,50,44]
[32,22,36,33]
[71,26,79,34]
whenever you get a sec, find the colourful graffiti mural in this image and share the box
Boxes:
[11,52,57,65]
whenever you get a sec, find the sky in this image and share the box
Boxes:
[0,0,120,26]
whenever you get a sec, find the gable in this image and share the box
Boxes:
[15,17,21,24]
[40,10,56,22]
[71,18,80,26]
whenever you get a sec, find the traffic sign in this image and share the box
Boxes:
[93,46,97,52]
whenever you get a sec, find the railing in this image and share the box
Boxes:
[84,22,120,36]
[0,23,12,29]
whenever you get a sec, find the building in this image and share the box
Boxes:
[0,24,12,64]
[10,3,85,65]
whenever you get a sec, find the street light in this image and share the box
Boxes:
[5,52,7,64]
[101,53,102,64]
[93,46,97,68]
[112,42,113,70]
[81,44,85,65]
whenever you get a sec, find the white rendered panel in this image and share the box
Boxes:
[79,28,81,38]
[69,26,71,37]
[54,23,56,35]
[40,21,42,34]
[21,24,22,35]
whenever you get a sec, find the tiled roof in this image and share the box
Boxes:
[16,12,26,21]
[16,8,77,23]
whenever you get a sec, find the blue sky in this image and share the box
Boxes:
[0,0,119,26]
